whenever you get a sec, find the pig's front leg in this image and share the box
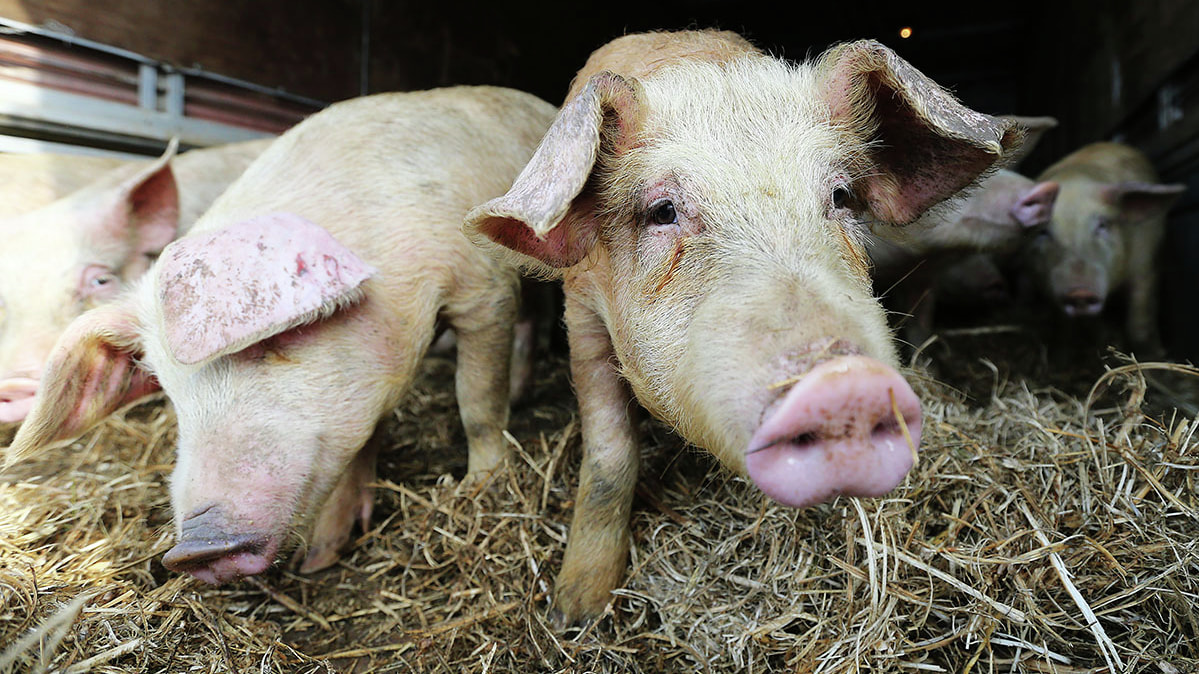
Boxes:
[451,298,516,475]
[1126,271,1162,357]
[552,296,640,628]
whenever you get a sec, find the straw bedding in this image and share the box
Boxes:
[2,324,1198,673]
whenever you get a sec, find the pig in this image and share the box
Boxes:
[463,30,1022,625]
[7,86,557,583]
[0,151,132,217]
[1024,141,1185,355]
[0,138,272,423]
[868,168,1059,347]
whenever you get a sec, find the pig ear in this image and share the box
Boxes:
[819,40,1023,224]
[464,71,640,269]
[996,115,1057,166]
[1010,181,1059,228]
[1101,182,1187,222]
[156,212,376,365]
[104,138,182,257]
[5,303,158,467]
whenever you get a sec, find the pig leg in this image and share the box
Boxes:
[551,296,640,628]
[449,294,517,475]
[1125,236,1163,357]
[296,430,382,573]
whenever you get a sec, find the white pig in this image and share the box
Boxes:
[0,138,272,423]
[868,169,1059,346]
[1024,141,1185,354]
[7,86,557,583]
[464,30,1022,625]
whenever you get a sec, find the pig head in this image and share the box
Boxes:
[0,138,270,424]
[465,31,1022,625]
[1026,141,1184,353]
[0,146,181,423]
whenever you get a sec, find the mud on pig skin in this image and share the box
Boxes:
[1024,141,1184,356]
[7,87,557,583]
[0,138,272,424]
[465,29,1024,625]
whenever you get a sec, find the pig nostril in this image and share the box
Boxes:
[872,418,901,437]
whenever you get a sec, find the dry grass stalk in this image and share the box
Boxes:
[1,345,1197,672]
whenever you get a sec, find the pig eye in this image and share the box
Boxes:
[80,265,120,299]
[832,185,851,209]
[1094,217,1111,235]
[648,199,678,226]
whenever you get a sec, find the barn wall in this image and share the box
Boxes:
[0,0,363,103]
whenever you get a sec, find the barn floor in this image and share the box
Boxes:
[2,316,1199,673]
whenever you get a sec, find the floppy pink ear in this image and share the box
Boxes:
[1010,181,1059,228]
[156,212,376,365]
[464,71,640,270]
[819,40,1023,224]
[6,302,158,467]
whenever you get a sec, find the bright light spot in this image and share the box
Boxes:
[899,26,913,39]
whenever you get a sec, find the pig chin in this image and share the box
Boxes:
[743,350,922,509]
[162,503,283,584]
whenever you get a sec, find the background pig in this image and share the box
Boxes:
[8,86,557,584]
[0,138,271,423]
[868,169,1059,348]
[0,151,132,217]
[867,115,1059,349]
[465,30,1021,625]
[1023,141,1185,355]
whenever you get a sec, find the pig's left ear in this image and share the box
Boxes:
[107,138,182,257]
[819,40,1023,224]
[156,212,377,365]
[1102,182,1187,222]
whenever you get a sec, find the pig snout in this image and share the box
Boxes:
[746,355,922,508]
[0,374,40,423]
[1059,288,1104,317]
[162,505,278,584]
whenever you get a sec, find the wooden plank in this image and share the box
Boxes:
[0,0,360,102]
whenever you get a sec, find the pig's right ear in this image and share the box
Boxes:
[464,71,640,271]
[819,40,1023,225]
[5,304,157,467]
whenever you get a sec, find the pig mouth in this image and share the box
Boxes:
[163,505,280,584]
[0,377,40,424]
[745,355,922,508]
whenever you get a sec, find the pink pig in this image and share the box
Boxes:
[7,86,557,581]
[465,30,1023,625]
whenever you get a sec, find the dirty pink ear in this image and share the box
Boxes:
[5,303,157,467]
[1101,181,1187,222]
[819,40,1022,224]
[156,212,376,365]
[464,71,640,270]
[1011,181,1059,227]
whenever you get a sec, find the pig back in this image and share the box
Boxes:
[171,137,275,235]
[192,86,559,299]
[0,152,132,218]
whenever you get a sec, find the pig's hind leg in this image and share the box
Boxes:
[446,290,518,475]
